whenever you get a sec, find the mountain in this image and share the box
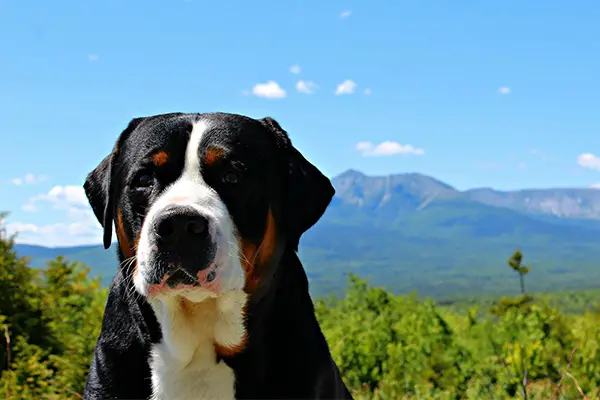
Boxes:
[463,187,600,220]
[14,170,600,300]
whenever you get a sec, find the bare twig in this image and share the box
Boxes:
[66,389,84,399]
[3,325,11,400]
[564,371,588,399]
[521,365,529,400]
[4,325,10,367]
[551,346,578,399]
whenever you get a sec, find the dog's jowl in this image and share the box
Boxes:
[82,112,352,400]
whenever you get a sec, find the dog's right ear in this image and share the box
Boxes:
[83,118,145,250]
[259,117,335,245]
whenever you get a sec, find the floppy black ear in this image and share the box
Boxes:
[260,117,335,244]
[83,117,145,249]
[84,154,114,249]
[286,146,335,241]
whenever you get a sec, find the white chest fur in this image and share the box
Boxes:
[148,290,248,400]
[149,342,236,400]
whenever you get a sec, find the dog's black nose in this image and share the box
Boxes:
[155,207,208,248]
[148,206,216,286]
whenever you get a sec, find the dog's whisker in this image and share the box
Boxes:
[175,267,197,281]
[227,240,253,265]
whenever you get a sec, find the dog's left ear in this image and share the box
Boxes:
[84,153,114,249]
[260,117,335,245]
[84,117,145,249]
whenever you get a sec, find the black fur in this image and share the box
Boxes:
[82,112,352,399]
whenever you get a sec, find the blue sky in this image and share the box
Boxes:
[2,0,600,246]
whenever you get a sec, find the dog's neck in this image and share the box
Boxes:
[146,290,248,363]
[120,246,332,399]
[145,290,248,400]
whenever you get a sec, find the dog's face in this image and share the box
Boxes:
[84,113,334,302]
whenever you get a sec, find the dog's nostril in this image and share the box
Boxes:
[157,219,175,238]
[155,209,209,246]
[186,217,207,236]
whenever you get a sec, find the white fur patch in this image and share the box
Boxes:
[135,119,248,400]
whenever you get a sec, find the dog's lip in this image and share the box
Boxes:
[196,262,219,287]
[144,262,219,296]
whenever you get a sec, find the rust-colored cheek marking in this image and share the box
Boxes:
[205,147,224,166]
[258,210,277,265]
[151,150,169,167]
[116,209,133,259]
[116,209,142,278]
[240,209,277,291]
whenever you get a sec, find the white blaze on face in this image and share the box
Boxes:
[133,120,248,399]
[134,120,246,302]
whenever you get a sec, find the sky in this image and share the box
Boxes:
[2,0,600,247]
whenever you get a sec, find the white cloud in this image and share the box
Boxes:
[335,79,357,95]
[340,10,352,18]
[296,80,317,94]
[290,65,301,74]
[251,80,287,99]
[10,173,48,185]
[363,88,372,95]
[590,183,600,189]
[24,173,41,184]
[21,185,90,215]
[39,185,89,209]
[498,87,511,94]
[356,141,425,157]
[355,142,374,152]
[6,213,104,247]
[529,148,551,162]
[6,185,108,247]
[22,204,37,212]
[577,153,600,171]
[88,54,99,62]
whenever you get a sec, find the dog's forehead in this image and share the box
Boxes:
[124,113,274,156]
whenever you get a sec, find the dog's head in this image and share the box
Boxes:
[84,112,334,302]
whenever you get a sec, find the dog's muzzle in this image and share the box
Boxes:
[142,205,218,290]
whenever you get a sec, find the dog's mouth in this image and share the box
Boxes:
[144,262,220,297]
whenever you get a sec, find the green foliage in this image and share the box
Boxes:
[317,274,600,399]
[0,216,105,399]
[3,213,600,399]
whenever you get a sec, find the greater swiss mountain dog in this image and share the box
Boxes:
[82,112,353,400]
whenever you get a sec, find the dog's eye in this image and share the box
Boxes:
[222,170,240,184]
[134,173,154,188]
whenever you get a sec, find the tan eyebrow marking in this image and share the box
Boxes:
[151,150,169,167]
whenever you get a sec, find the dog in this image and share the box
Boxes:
[82,112,353,400]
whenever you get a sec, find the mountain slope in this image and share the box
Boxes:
[14,170,600,299]
[463,187,600,219]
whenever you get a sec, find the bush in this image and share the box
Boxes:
[1,212,599,399]
[0,220,105,399]
[316,274,600,399]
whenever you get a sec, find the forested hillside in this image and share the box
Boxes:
[2,216,600,399]
[15,170,600,300]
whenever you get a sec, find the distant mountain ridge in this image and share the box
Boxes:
[14,169,600,299]
[333,169,600,220]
